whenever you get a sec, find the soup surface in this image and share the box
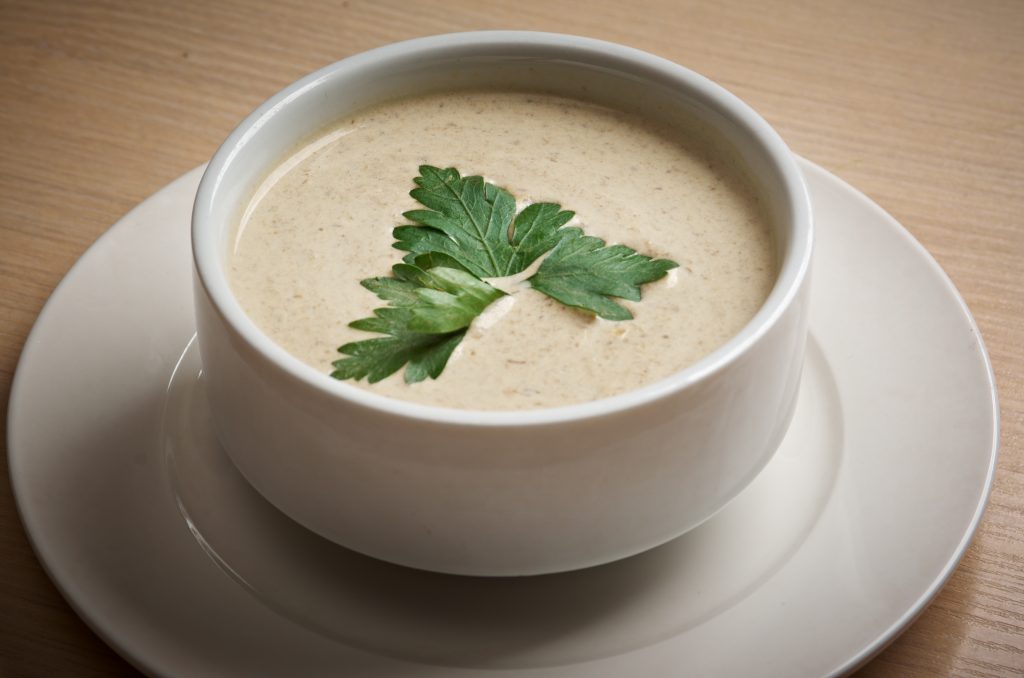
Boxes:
[229,91,776,409]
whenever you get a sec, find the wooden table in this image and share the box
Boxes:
[1,1,1021,675]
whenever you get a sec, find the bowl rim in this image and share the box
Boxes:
[192,30,813,427]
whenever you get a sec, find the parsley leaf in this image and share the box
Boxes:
[393,166,575,278]
[332,166,678,385]
[330,326,465,385]
[527,229,678,320]
[331,262,505,384]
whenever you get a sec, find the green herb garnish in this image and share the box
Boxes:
[332,166,677,384]
[393,165,575,278]
[330,261,504,383]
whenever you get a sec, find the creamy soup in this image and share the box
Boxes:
[229,91,775,410]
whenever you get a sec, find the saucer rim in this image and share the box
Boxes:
[813,164,1000,676]
[6,159,1000,677]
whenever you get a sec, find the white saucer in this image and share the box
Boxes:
[8,159,998,677]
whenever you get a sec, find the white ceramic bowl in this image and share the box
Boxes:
[192,31,813,576]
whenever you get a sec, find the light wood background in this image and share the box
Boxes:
[1,1,1021,676]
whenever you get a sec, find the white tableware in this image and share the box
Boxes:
[8,159,997,676]
[192,32,814,575]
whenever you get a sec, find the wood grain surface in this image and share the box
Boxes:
[1,1,1021,676]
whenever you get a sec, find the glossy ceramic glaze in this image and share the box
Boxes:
[8,161,998,675]
[190,32,813,575]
